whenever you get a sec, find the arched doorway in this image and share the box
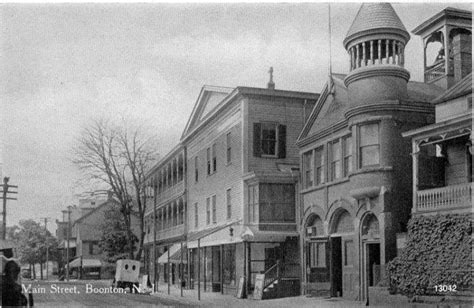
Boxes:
[304,214,329,297]
[360,213,380,301]
[329,209,355,298]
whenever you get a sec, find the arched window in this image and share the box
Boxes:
[306,215,324,237]
[332,210,354,234]
[361,213,380,238]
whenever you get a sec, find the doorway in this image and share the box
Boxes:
[330,237,342,297]
[367,243,381,287]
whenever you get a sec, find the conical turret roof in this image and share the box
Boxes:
[343,3,409,48]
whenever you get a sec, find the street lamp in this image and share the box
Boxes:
[241,227,254,298]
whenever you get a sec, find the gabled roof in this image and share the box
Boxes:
[298,74,348,142]
[181,85,319,142]
[344,3,409,48]
[412,7,472,35]
[298,74,444,145]
[432,73,472,104]
[180,85,233,140]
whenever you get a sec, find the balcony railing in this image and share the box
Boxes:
[425,61,446,82]
[415,182,472,213]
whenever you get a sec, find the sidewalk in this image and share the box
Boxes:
[150,282,367,307]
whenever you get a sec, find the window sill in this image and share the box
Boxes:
[349,166,393,177]
[261,154,278,158]
[300,177,351,193]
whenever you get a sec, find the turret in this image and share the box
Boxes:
[343,3,410,104]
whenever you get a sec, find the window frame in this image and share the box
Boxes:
[303,150,314,188]
[212,195,217,224]
[359,123,380,168]
[212,143,217,172]
[194,202,198,229]
[226,188,232,219]
[194,156,199,182]
[226,132,232,164]
[206,197,210,225]
[260,122,279,157]
[207,148,211,175]
[314,146,325,185]
[343,135,352,177]
[329,139,342,181]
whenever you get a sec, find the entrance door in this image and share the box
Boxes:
[305,240,330,296]
[367,243,380,287]
[330,237,342,297]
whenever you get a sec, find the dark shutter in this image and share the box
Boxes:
[278,124,286,158]
[253,123,262,157]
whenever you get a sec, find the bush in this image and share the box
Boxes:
[387,214,472,296]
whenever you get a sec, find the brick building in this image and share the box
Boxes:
[297,3,445,301]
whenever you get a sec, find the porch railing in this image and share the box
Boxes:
[425,61,445,82]
[263,260,280,290]
[415,182,472,213]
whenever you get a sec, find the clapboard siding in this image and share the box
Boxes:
[186,103,243,233]
[246,97,309,173]
[446,143,468,186]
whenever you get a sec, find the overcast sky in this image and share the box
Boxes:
[0,2,471,232]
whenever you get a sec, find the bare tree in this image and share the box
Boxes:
[73,118,158,260]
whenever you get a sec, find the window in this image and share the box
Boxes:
[309,242,326,268]
[207,148,211,175]
[194,156,199,182]
[194,203,198,228]
[303,151,313,188]
[206,197,210,225]
[330,140,341,181]
[89,242,95,255]
[314,147,325,185]
[359,123,380,167]
[261,123,277,156]
[226,189,232,219]
[248,185,258,223]
[226,132,232,164]
[212,195,217,224]
[259,183,295,223]
[343,135,352,177]
[212,144,217,172]
[253,123,286,158]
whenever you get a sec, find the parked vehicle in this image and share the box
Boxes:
[113,259,140,293]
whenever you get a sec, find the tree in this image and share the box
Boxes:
[10,220,59,279]
[99,206,138,263]
[73,119,158,260]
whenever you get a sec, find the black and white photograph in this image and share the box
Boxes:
[0,1,472,307]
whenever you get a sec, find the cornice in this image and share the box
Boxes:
[296,119,348,148]
[344,66,410,87]
[344,101,434,119]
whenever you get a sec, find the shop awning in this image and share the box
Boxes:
[157,243,187,264]
[66,258,102,268]
[0,240,15,251]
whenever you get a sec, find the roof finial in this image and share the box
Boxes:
[267,67,275,90]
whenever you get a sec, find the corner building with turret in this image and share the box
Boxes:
[297,3,445,301]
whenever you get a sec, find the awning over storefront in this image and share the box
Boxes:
[157,243,187,264]
[66,258,102,268]
[0,240,15,251]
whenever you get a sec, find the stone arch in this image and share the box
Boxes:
[305,214,325,238]
[360,212,380,239]
[325,198,354,221]
[329,208,354,235]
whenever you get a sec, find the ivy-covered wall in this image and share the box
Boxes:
[387,214,472,296]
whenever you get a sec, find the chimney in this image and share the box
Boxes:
[452,31,472,84]
[267,67,275,90]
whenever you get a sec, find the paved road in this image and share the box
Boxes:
[21,280,191,307]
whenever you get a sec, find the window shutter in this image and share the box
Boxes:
[253,123,262,157]
[278,124,286,158]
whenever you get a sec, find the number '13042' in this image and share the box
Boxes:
[434,285,457,292]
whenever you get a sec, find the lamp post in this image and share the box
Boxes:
[241,227,254,298]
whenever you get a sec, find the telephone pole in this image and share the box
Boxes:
[1,177,18,240]
[41,217,50,280]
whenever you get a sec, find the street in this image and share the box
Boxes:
[26,280,192,307]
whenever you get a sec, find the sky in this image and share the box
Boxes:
[0,2,471,233]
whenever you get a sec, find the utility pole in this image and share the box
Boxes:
[1,177,18,240]
[66,206,72,282]
[41,217,50,280]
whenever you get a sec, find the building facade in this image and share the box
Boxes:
[181,83,318,297]
[143,145,187,286]
[403,8,472,216]
[297,3,445,301]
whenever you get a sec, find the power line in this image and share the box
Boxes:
[0,177,18,240]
